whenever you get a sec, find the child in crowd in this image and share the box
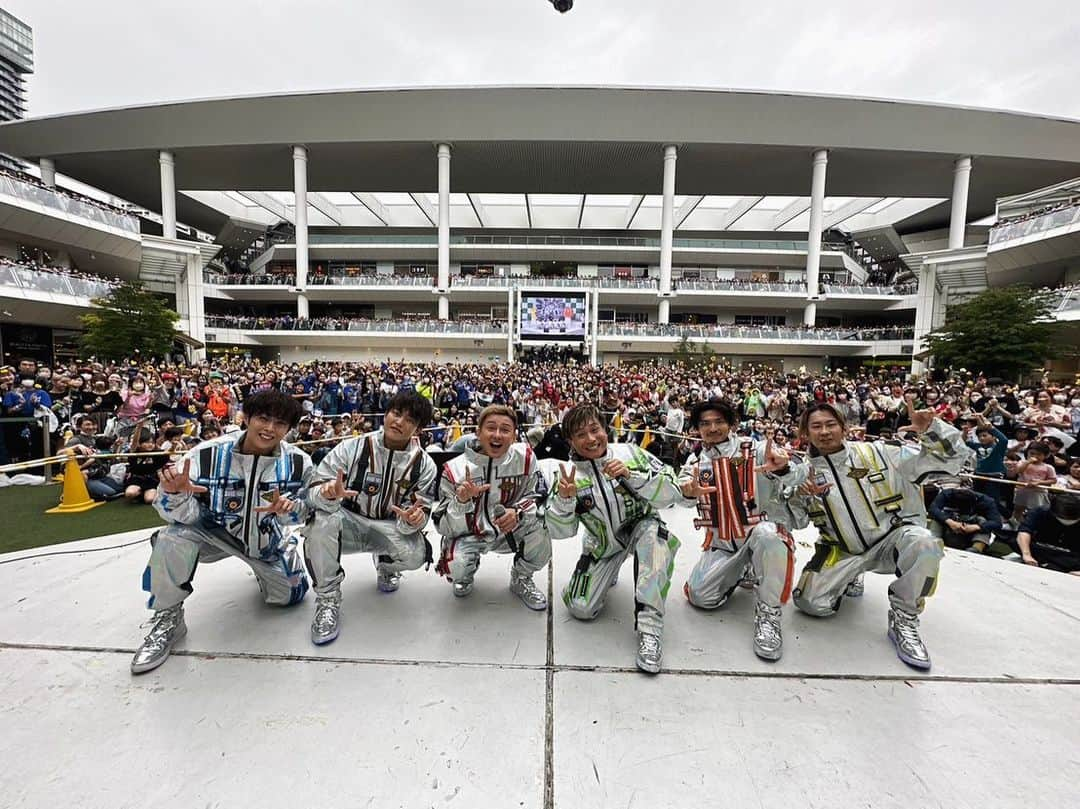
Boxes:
[1011,442,1058,526]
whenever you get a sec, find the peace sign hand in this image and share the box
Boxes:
[456,467,491,503]
[799,478,832,497]
[557,464,577,499]
[905,395,935,434]
[158,459,209,495]
[761,438,790,474]
[680,466,716,499]
[319,470,358,501]
[391,492,427,527]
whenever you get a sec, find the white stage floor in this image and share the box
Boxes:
[2,506,1078,808]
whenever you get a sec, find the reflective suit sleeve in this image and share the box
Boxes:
[622,445,682,507]
[544,491,580,539]
[276,448,314,527]
[152,445,203,525]
[307,439,356,514]
[887,418,973,484]
[432,462,475,538]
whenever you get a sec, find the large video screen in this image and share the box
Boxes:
[519,293,587,340]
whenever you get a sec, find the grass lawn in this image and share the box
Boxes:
[0,483,164,555]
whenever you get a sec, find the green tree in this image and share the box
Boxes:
[671,334,716,368]
[925,285,1056,380]
[79,281,180,361]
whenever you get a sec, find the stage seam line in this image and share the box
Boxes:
[3,641,1079,686]
[544,561,555,809]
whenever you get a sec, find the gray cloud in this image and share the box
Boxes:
[8,0,1080,120]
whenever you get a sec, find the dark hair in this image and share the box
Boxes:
[798,402,847,437]
[1027,441,1051,457]
[241,389,304,428]
[974,425,995,437]
[562,404,604,439]
[386,391,433,428]
[689,399,735,430]
[77,415,96,427]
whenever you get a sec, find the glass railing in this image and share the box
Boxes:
[206,316,508,334]
[0,263,117,299]
[822,283,916,296]
[676,280,807,293]
[0,173,140,233]
[309,275,436,287]
[596,322,914,341]
[204,272,295,286]
[276,233,823,252]
[990,203,1080,246]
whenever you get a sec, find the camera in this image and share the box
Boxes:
[549,0,573,12]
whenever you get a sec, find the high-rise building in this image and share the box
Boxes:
[0,8,31,170]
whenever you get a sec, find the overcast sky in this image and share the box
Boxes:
[7,0,1080,120]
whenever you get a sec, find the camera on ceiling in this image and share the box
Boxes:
[549,0,573,12]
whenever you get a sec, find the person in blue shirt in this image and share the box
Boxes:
[965,414,1008,507]
[341,378,361,414]
[929,480,1004,553]
[2,378,52,462]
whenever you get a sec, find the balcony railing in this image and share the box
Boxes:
[273,233,819,251]
[204,272,294,286]
[205,316,508,334]
[0,263,117,300]
[822,283,916,296]
[0,173,140,234]
[597,322,914,341]
[990,202,1080,247]
[676,280,807,293]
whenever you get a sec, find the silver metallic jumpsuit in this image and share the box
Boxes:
[305,429,438,596]
[680,437,808,610]
[433,440,551,584]
[545,444,682,637]
[792,419,971,616]
[144,432,313,610]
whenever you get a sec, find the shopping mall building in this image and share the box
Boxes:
[0,86,1077,374]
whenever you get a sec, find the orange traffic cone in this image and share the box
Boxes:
[46,457,105,514]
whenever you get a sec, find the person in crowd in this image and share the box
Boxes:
[433,404,550,610]
[1011,442,1058,526]
[790,399,971,670]
[678,399,807,661]
[303,392,437,645]
[545,404,683,674]
[122,430,169,504]
[928,478,1004,554]
[1060,459,1080,490]
[130,390,313,674]
[965,414,1009,506]
[1013,491,1080,574]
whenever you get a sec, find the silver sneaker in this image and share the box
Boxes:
[377,569,401,593]
[753,601,783,661]
[310,595,341,646]
[636,632,663,674]
[130,605,187,674]
[888,608,931,670]
[509,570,548,611]
[452,579,474,598]
[844,575,865,598]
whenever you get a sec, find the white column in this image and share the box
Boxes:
[949,157,972,250]
[911,263,938,378]
[589,289,600,366]
[658,144,677,325]
[159,151,177,240]
[185,253,207,362]
[293,145,310,319]
[437,143,451,320]
[40,158,56,188]
[803,148,829,326]
[506,284,515,363]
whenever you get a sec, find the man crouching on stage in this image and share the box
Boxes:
[433,404,550,609]
[546,404,682,674]
[679,399,807,661]
[304,392,437,645]
[131,389,312,674]
[792,399,971,670]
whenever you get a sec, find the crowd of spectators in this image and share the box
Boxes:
[0,256,122,292]
[205,314,506,331]
[2,353,1076,573]
[0,167,134,219]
